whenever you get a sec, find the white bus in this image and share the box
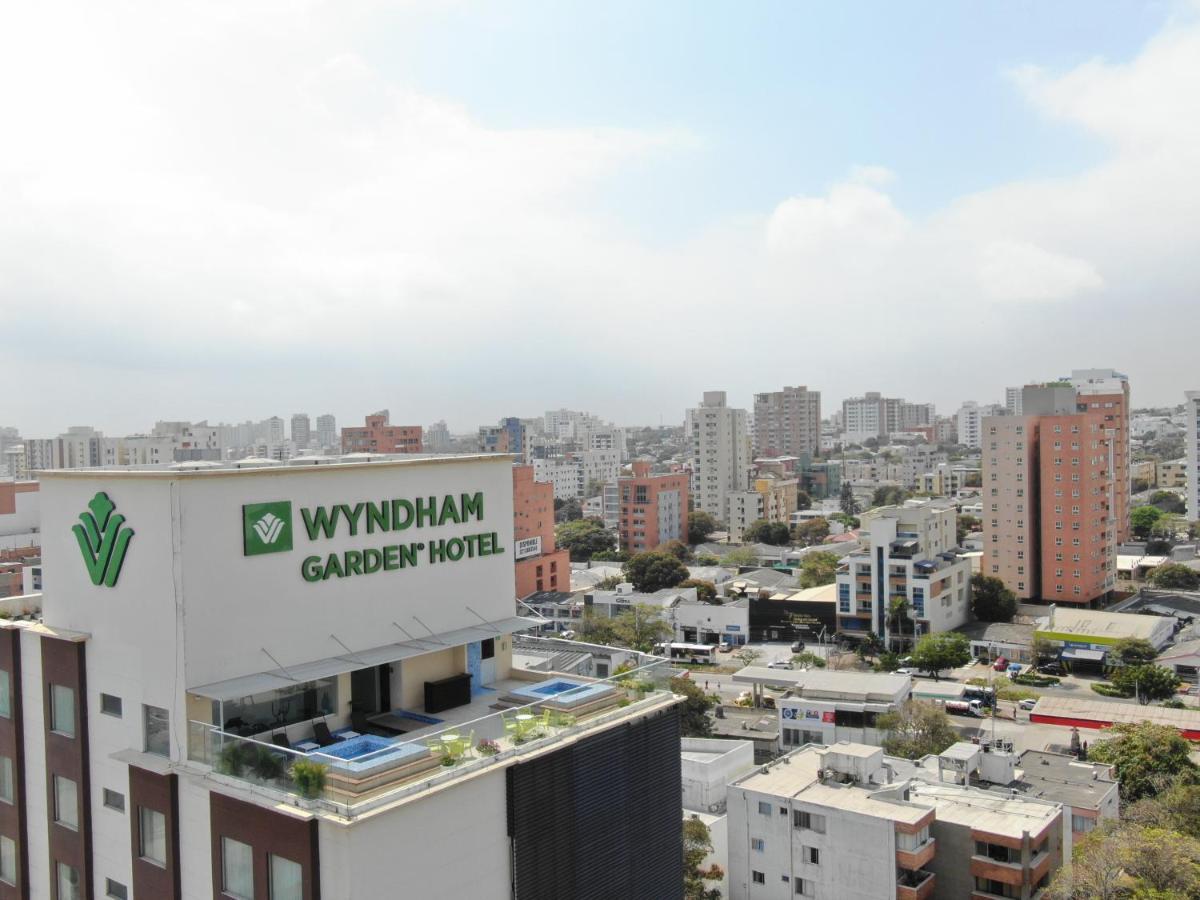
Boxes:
[655,642,719,664]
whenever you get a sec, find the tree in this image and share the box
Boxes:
[624,551,690,593]
[683,816,724,900]
[612,603,673,652]
[1087,722,1200,803]
[694,553,721,566]
[687,510,719,545]
[795,489,813,511]
[970,574,1018,622]
[576,607,620,645]
[839,482,859,516]
[1147,562,1200,590]
[792,517,830,547]
[721,547,760,567]
[670,676,716,738]
[660,539,695,562]
[876,701,959,759]
[1032,636,1058,664]
[679,579,718,604]
[911,632,970,679]
[1110,664,1182,702]
[734,647,763,668]
[555,518,615,561]
[829,512,860,531]
[886,597,912,648]
[798,551,840,588]
[1149,490,1186,514]
[1110,637,1158,665]
[1131,504,1165,540]
[791,651,826,669]
[590,548,631,563]
[870,486,909,508]
[956,514,981,545]
[1126,782,1200,839]
[1131,476,1150,494]
[744,519,791,546]
[594,574,624,590]
[1047,821,1200,900]
[554,497,583,523]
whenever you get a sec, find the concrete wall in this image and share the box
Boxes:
[681,738,755,813]
[398,645,465,711]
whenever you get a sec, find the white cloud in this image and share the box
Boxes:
[977,240,1103,303]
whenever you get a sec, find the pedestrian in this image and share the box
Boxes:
[705,680,709,690]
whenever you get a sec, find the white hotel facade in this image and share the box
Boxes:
[1,454,682,900]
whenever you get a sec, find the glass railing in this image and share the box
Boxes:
[186,649,674,819]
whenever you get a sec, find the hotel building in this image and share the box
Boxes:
[2,454,682,899]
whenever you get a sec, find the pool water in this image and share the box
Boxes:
[531,680,582,696]
[310,734,430,774]
[510,677,617,708]
[317,734,395,760]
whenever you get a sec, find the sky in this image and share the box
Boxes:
[3,0,1199,436]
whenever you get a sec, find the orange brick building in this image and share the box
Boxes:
[513,465,570,599]
[617,461,690,553]
[341,411,423,454]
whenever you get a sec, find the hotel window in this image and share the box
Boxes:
[270,855,303,900]
[0,836,13,886]
[751,838,765,852]
[0,670,9,719]
[54,775,78,830]
[0,756,11,804]
[101,693,122,718]
[57,862,81,900]
[793,810,826,833]
[805,846,820,864]
[222,837,254,900]
[139,807,166,867]
[103,788,125,812]
[751,871,766,885]
[105,879,128,900]
[51,685,75,737]
[143,704,170,757]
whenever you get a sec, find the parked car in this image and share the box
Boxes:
[791,640,806,653]
[898,656,914,667]
[718,642,733,653]
[895,668,916,676]
[992,656,1009,671]
[1037,662,1064,676]
[767,660,794,670]
[1018,698,1038,711]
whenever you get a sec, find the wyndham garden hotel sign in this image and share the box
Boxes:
[242,492,505,582]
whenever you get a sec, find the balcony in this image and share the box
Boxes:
[896,838,936,870]
[183,640,675,821]
[896,869,935,900]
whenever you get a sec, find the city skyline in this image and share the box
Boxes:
[5,3,1200,431]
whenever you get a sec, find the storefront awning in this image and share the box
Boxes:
[188,615,546,702]
[1061,647,1107,663]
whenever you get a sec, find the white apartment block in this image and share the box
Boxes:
[532,449,621,501]
[956,402,1003,450]
[834,499,971,649]
[687,392,751,517]
[841,395,934,444]
[1187,390,1200,520]
[315,415,338,450]
[1005,387,1023,417]
[753,387,821,458]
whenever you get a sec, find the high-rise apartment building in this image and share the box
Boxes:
[982,384,1119,605]
[290,413,311,449]
[615,461,690,553]
[315,414,337,449]
[1005,387,1024,417]
[478,418,529,464]
[753,386,821,458]
[841,394,934,444]
[956,402,1004,450]
[1068,369,1131,543]
[686,391,751,517]
[425,420,452,453]
[513,464,571,598]
[17,455,683,899]
[342,410,423,454]
[532,449,622,501]
[1187,390,1200,521]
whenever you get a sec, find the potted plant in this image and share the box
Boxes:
[476,738,501,756]
[250,746,286,781]
[290,760,328,799]
[217,741,256,777]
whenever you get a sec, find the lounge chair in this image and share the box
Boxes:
[312,721,338,747]
[271,733,292,751]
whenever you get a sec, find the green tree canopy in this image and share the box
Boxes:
[829,512,860,530]
[624,551,690,593]
[590,548,631,563]
[1047,821,1200,899]
[798,551,841,588]
[555,517,615,561]
[721,547,761,567]
[795,489,813,511]
[956,514,981,544]
[611,603,673,652]
[554,497,583,523]
[911,632,971,679]
[876,701,959,759]
[683,816,724,900]
[1147,562,1200,590]
[970,574,1018,622]
[687,510,719,545]
[839,482,860,516]
[679,579,718,604]
[576,607,620,645]
[1087,721,1200,804]
[792,517,830,547]
[744,519,791,546]
[670,676,716,738]
[1109,637,1158,665]
[660,539,694,562]
[1110,664,1182,702]
[694,553,721,566]
[870,486,910,508]
[1131,504,1166,539]
[1149,490,1186,514]
[734,647,763,668]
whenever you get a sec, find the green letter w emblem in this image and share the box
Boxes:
[72,492,135,587]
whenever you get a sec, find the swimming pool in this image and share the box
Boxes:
[310,734,429,774]
[509,678,616,708]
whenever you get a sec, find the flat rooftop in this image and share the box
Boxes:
[1037,607,1168,640]
[1032,695,1200,730]
[1003,751,1118,810]
[906,780,1060,839]
[732,667,911,702]
[36,452,510,478]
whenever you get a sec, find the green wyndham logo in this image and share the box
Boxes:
[243,501,293,556]
[72,491,135,587]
